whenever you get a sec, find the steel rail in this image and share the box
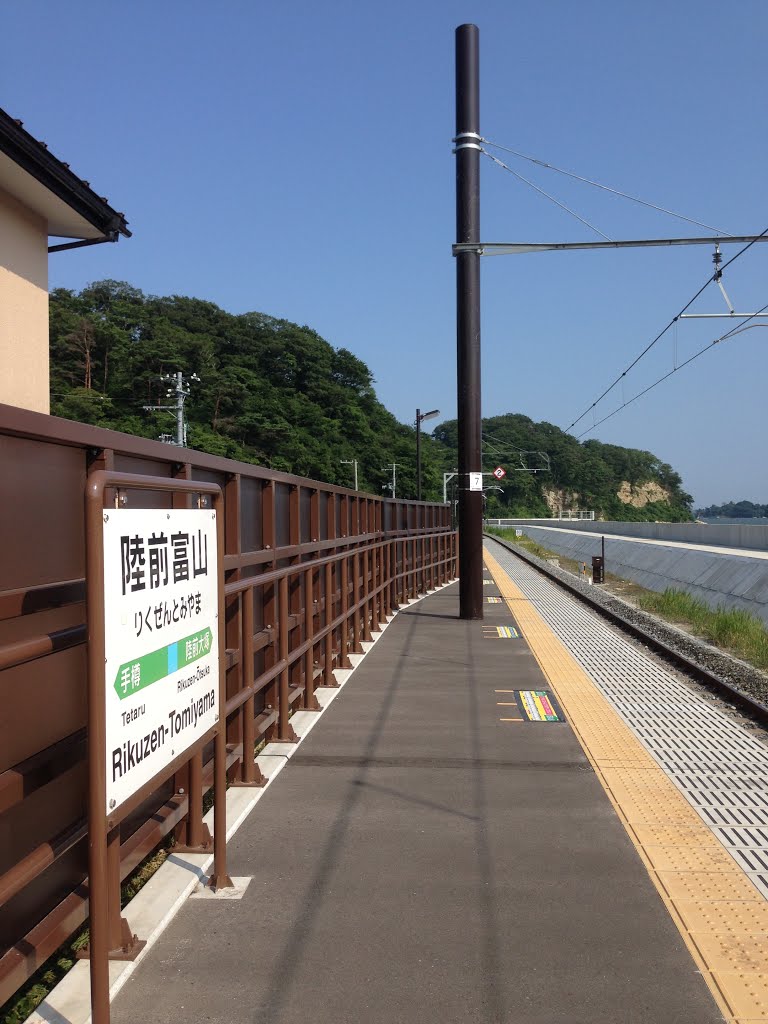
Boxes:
[485,532,768,724]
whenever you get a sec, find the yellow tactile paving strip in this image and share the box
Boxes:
[484,548,768,1023]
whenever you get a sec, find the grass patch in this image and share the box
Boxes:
[638,589,768,671]
[0,833,177,1024]
[0,928,89,1024]
[487,527,560,563]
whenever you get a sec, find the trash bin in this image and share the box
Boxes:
[592,555,604,584]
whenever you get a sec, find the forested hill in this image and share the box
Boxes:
[434,414,693,522]
[695,501,768,518]
[49,280,438,497]
[48,281,693,520]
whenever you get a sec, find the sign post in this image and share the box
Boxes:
[103,509,219,814]
[85,472,231,1024]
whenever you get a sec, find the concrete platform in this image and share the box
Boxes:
[109,580,721,1024]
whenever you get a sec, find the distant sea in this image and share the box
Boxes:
[698,517,768,526]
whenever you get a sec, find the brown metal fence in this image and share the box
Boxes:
[0,403,456,1009]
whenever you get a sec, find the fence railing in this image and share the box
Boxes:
[485,511,595,525]
[0,402,456,1010]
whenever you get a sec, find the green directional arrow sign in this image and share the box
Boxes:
[114,626,213,699]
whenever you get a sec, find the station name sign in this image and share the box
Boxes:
[103,509,219,814]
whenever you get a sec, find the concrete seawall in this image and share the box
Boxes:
[496,523,768,625]
[485,518,768,552]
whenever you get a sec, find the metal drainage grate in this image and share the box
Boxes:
[486,538,768,901]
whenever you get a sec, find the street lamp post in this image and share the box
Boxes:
[416,407,440,501]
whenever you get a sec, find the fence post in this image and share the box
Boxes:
[382,541,390,620]
[277,575,298,743]
[262,480,279,740]
[389,540,396,615]
[323,560,338,685]
[369,544,378,634]
[325,493,340,683]
[375,538,382,627]
[174,748,212,850]
[400,539,407,605]
[170,462,204,849]
[224,474,243,783]
[207,489,233,890]
[304,566,320,710]
[352,549,363,652]
[340,553,352,667]
[361,503,373,642]
[237,587,266,785]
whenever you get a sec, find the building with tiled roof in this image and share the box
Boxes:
[0,108,130,413]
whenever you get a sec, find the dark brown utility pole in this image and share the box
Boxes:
[455,23,483,619]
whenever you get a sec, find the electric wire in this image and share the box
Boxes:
[563,224,768,433]
[483,436,533,460]
[575,300,768,439]
[481,138,729,235]
[717,302,768,342]
[483,433,551,471]
[481,149,612,241]
[483,431,528,453]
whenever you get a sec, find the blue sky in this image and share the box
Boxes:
[4,1,767,506]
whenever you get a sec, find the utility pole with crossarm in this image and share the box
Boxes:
[144,371,199,447]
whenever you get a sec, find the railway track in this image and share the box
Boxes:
[485,531,768,726]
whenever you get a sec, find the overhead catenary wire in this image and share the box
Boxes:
[482,433,551,472]
[481,138,729,235]
[575,300,768,439]
[481,149,612,242]
[563,224,768,434]
[468,132,764,436]
[576,340,732,438]
[483,434,536,460]
[483,431,529,453]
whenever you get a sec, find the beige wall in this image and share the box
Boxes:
[0,187,49,414]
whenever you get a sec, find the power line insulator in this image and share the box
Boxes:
[712,244,723,280]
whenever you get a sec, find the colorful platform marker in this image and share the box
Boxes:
[519,689,562,722]
[496,625,518,638]
[482,624,519,639]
